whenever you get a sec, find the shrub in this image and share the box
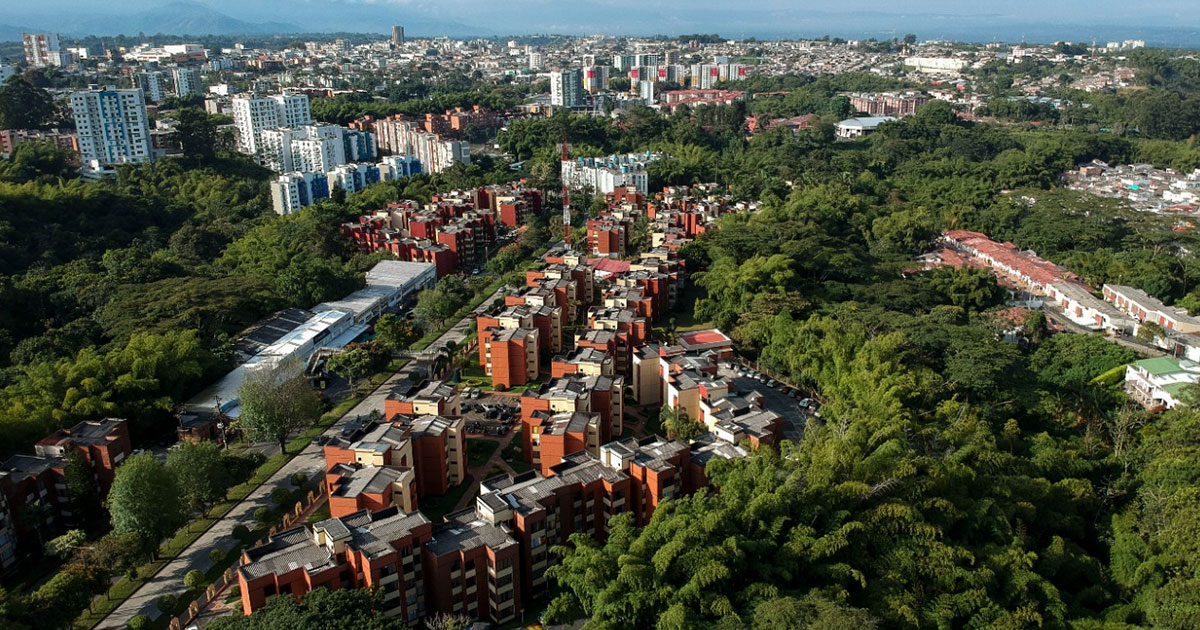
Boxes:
[209,547,226,565]
[158,593,178,613]
[184,569,206,590]
[232,524,251,541]
[254,507,274,525]
[129,615,150,630]
[290,471,308,487]
[270,487,293,506]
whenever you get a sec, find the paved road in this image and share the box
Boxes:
[1042,306,1166,357]
[95,289,504,629]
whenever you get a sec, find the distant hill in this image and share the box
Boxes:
[0,2,300,39]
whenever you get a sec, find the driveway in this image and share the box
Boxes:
[717,364,813,440]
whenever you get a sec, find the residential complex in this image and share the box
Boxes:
[561,152,661,194]
[0,419,132,572]
[69,86,154,177]
[231,92,314,157]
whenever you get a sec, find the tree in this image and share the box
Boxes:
[63,450,103,527]
[415,276,471,329]
[107,453,184,547]
[205,586,408,630]
[327,347,373,389]
[46,529,87,559]
[237,357,323,454]
[0,76,56,129]
[1023,309,1048,344]
[425,612,473,630]
[1136,321,1165,343]
[166,441,229,512]
[664,406,704,441]
[184,569,206,590]
[373,313,419,352]
[170,108,224,162]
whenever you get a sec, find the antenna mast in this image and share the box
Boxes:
[561,131,571,245]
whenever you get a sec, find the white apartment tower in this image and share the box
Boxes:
[172,67,203,97]
[135,71,167,102]
[550,69,585,108]
[22,33,62,68]
[231,93,313,157]
[70,86,153,177]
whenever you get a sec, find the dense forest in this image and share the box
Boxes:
[533,100,1200,629]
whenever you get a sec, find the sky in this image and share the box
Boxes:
[3,0,1200,44]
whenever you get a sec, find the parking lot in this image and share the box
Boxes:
[460,389,520,437]
[717,363,817,441]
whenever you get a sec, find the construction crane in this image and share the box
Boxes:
[561,131,571,245]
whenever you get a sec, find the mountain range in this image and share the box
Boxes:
[1,1,1199,48]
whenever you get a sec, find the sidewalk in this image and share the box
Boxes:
[94,302,494,629]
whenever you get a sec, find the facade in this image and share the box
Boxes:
[238,508,433,625]
[70,87,154,177]
[33,418,132,497]
[1125,357,1200,410]
[846,91,931,117]
[480,328,540,389]
[550,69,585,108]
[1103,284,1200,336]
[259,124,375,173]
[561,152,660,195]
[172,66,203,97]
[270,171,330,215]
[232,93,313,156]
[0,129,78,159]
[135,71,168,102]
[22,33,65,68]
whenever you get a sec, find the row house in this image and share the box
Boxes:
[940,230,1074,295]
[1103,284,1200,335]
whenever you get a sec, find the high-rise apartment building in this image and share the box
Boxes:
[70,86,153,177]
[172,66,203,97]
[22,33,63,68]
[134,71,167,102]
[392,25,405,47]
[550,69,585,108]
[231,93,313,157]
[259,124,375,173]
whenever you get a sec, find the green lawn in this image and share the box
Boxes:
[305,503,331,524]
[419,475,475,523]
[674,283,713,333]
[466,439,499,467]
[501,434,532,474]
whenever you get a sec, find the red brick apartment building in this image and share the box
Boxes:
[479,327,539,389]
[586,217,629,258]
[0,418,132,572]
[550,347,614,378]
[239,439,753,625]
[520,375,624,473]
[321,410,465,501]
[34,418,132,495]
[238,508,433,624]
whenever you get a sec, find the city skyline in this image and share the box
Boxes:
[3,0,1200,46]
